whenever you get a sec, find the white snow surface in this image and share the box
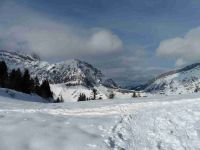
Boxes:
[0,88,200,150]
[50,84,137,102]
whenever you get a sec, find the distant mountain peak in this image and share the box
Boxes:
[155,63,200,81]
[0,50,118,88]
[145,62,200,95]
[0,49,40,61]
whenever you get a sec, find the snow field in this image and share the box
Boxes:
[0,89,200,149]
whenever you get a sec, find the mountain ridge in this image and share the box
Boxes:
[0,50,118,88]
[145,63,200,95]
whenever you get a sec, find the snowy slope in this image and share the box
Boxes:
[145,63,200,95]
[50,84,136,102]
[0,89,200,149]
[0,50,121,101]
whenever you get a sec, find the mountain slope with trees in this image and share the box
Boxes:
[0,50,118,88]
[0,61,53,101]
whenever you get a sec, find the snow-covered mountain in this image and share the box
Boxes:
[0,50,121,101]
[145,63,200,95]
[0,50,117,88]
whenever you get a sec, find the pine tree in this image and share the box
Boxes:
[132,91,137,98]
[109,91,115,99]
[30,78,35,92]
[21,69,32,94]
[194,85,200,93]
[92,88,97,100]
[34,76,40,87]
[8,69,16,90]
[15,69,23,91]
[34,76,40,94]
[38,80,53,99]
[0,61,8,88]
[55,97,60,103]
[54,95,64,103]
[78,93,86,101]
[60,95,64,102]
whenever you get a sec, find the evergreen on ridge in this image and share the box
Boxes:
[0,61,53,101]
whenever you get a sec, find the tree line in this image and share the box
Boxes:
[0,61,53,100]
[78,89,141,102]
[78,89,98,101]
[78,89,115,101]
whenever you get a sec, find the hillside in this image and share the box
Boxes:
[0,50,120,101]
[145,63,200,95]
[0,50,117,88]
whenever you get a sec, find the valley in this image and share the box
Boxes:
[0,88,199,150]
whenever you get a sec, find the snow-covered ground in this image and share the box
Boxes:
[0,89,200,150]
[50,84,137,102]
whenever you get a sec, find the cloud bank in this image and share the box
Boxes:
[0,1,123,58]
[156,26,200,66]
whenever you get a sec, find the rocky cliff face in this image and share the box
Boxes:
[0,50,118,88]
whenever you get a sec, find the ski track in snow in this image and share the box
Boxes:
[0,98,199,116]
[0,92,200,150]
[104,99,200,150]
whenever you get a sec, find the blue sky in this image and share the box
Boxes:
[1,0,200,86]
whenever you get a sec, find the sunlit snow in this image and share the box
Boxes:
[0,89,200,150]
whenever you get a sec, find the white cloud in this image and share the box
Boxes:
[0,1,123,58]
[156,26,200,66]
